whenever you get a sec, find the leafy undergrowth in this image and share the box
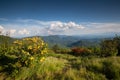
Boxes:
[0,56,67,80]
[1,52,120,80]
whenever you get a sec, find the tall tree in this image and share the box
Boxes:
[113,35,120,56]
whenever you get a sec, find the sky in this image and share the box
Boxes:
[0,0,120,37]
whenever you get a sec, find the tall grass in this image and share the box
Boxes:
[0,36,120,80]
[2,56,67,80]
[1,52,120,80]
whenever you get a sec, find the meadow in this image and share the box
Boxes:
[0,35,120,80]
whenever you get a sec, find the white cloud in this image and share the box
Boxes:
[82,23,120,34]
[0,25,4,30]
[0,25,4,34]
[47,21,85,35]
[0,25,17,36]
[2,19,85,36]
[9,29,16,34]
[0,19,120,37]
[50,21,84,30]
[18,29,30,35]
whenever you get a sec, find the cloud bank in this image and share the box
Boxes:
[0,19,120,37]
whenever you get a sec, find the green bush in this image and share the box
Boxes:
[84,57,120,80]
[100,36,120,57]
[102,59,120,80]
[100,40,117,57]
[52,44,71,54]
[0,37,48,78]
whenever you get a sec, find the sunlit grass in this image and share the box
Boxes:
[0,35,120,80]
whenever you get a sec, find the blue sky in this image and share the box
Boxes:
[0,0,120,37]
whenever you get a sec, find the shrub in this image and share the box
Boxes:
[71,47,92,56]
[0,37,48,77]
[113,36,120,56]
[100,35,120,57]
[102,59,120,80]
[100,39,118,57]
[12,37,48,67]
[52,44,70,54]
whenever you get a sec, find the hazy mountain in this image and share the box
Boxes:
[0,34,117,48]
[0,35,17,44]
[40,35,113,48]
[41,35,80,47]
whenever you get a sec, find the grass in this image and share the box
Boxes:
[0,52,120,80]
[1,35,120,80]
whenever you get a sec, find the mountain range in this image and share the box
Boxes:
[0,34,117,48]
[41,35,114,48]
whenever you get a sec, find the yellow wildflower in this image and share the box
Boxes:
[41,51,43,54]
[41,49,47,54]
[22,50,25,53]
[24,38,29,41]
[41,41,44,46]
[26,52,30,55]
[13,40,19,44]
[33,49,37,53]
[38,46,40,48]
[18,41,22,45]
[28,45,32,50]
[13,40,22,45]
[29,57,34,60]
[40,57,45,62]
[43,49,47,53]
[40,59,43,62]
[32,37,38,43]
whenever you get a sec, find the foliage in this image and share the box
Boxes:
[0,36,48,77]
[100,36,120,57]
[1,50,120,80]
[52,44,61,53]
[102,59,120,80]
[84,57,120,80]
[100,39,118,57]
[42,35,101,48]
[52,44,71,54]
[1,35,120,80]
[91,47,101,56]
[71,47,92,56]
[113,35,120,55]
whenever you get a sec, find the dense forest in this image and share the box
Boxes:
[0,35,120,80]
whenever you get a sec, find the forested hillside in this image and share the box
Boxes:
[41,35,110,48]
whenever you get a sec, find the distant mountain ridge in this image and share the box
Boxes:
[40,35,113,48]
[0,34,117,48]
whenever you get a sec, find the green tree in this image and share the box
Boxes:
[113,35,120,56]
[100,39,117,57]
[100,35,120,57]
[52,44,60,53]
